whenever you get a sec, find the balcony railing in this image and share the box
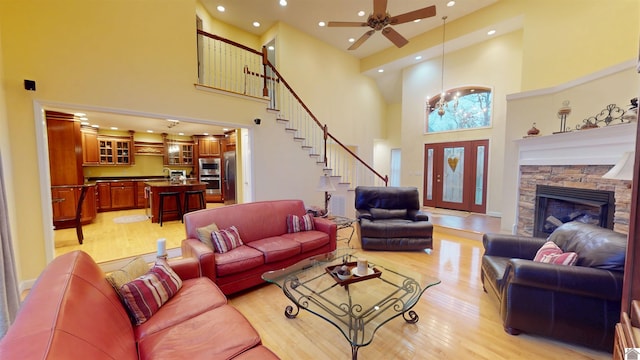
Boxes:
[197,29,388,188]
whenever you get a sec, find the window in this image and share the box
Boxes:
[426,86,492,133]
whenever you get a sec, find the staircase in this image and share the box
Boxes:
[197,30,388,193]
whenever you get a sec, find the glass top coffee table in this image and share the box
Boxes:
[262,248,440,359]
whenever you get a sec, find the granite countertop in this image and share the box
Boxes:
[86,176,197,184]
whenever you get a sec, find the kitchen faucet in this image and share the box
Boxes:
[163,167,171,178]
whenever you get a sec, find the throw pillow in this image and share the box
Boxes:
[211,226,244,253]
[286,214,315,233]
[106,257,150,298]
[120,259,183,325]
[533,241,578,266]
[196,222,219,249]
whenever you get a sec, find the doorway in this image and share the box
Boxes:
[423,140,488,213]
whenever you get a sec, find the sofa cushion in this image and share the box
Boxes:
[215,245,265,277]
[370,208,407,219]
[286,213,315,233]
[212,226,244,253]
[196,222,219,248]
[106,257,149,298]
[135,278,228,340]
[548,221,626,271]
[360,218,433,238]
[282,230,330,253]
[120,260,183,325]
[137,305,262,360]
[248,236,301,263]
[533,241,578,266]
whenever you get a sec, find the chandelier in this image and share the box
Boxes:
[435,16,458,117]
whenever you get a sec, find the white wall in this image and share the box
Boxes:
[401,30,523,216]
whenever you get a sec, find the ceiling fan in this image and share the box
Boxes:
[328,0,436,50]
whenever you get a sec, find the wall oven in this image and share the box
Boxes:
[199,158,221,194]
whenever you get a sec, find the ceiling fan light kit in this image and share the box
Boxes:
[328,0,436,50]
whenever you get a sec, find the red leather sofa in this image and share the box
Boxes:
[182,199,337,295]
[0,250,279,359]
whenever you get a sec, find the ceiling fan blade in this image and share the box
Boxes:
[327,21,368,27]
[373,0,388,17]
[381,27,409,48]
[390,5,436,25]
[348,30,375,50]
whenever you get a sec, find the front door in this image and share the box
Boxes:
[423,140,488,213]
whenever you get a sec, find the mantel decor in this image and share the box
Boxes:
[575,103,630,130]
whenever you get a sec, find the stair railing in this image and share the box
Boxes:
[197,30,388,188]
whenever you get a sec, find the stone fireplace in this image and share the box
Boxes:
[516,123,636,236]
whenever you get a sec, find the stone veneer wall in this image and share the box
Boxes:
[518,164,631,236]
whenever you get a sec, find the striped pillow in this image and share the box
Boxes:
[211,226,244,253]
[120,259,183,325]
[287,214,315,233]
[533,241,578,266]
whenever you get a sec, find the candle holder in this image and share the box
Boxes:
[555,100,572,133]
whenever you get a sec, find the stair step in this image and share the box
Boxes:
[309,154,320,158]
[276,118,289,123]
[284,128,297,132]
[293,137,305,141]
[301,145,313,150]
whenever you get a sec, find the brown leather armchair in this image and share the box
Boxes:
[481,221,626,352]
[355,186,433,251]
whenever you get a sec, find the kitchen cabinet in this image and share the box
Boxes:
[81,127,99,165]
[110,181,135,209]
[163,134,194,166]
[135,181,148,208]
[97,183,111,211]
[99,135,133,165]
[51,185,96,228]
[46,111,84,186]
[197,136,221,157]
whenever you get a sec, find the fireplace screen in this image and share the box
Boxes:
[534,185,615,238]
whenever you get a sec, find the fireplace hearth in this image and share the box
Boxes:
[534,185,615,238]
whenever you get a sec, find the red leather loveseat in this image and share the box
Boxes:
[0,250,279,359]
[182,199,337,295]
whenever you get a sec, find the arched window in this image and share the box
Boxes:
[426,86,492,133]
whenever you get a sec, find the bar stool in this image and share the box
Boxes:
[158,192,183,227]
[183,189,206,214]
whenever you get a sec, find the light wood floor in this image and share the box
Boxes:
[53,208,608,359]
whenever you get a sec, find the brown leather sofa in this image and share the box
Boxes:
[182,199,337,295]
[355,186,433,251]
[481,221,626,352]
[0,250,279,359]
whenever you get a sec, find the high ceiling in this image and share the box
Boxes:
[200,0,497,58]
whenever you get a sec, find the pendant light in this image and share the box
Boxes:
[436,16,448,117]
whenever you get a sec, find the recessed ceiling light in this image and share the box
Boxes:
[348,38,355,43]
[268,45,275,51]
[415,55,422,60]
[80,121,90,126]
[378,69,384,73]
[147,130,154,133]
[487,29,496,36]
[79,116,88,121]
[447,1,456,7]
[279,0,287,6]
[413,19,421,23]
[318,21,326,27]
[216,5,225,12]
[253,21,260,27]
[358,11,365,17]
[178,132,185,136]
[74,112,86,117]
[203,132,209,136]
[91,124,99,128]
[110,127,118,130]
[167,119,179,123]
[223,128,229,132]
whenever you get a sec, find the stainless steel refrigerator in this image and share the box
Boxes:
[223,151,237,205]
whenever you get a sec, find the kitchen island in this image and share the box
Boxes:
[145,180,207,223]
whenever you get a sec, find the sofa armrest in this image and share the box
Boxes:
[482,233,547,259]
[505,258,623,301]
[407,209,429,221]
[167,257,201,280]
[313,217,338,251]
[181,238,217,281]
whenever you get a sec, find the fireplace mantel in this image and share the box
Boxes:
[516,122,636,166]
